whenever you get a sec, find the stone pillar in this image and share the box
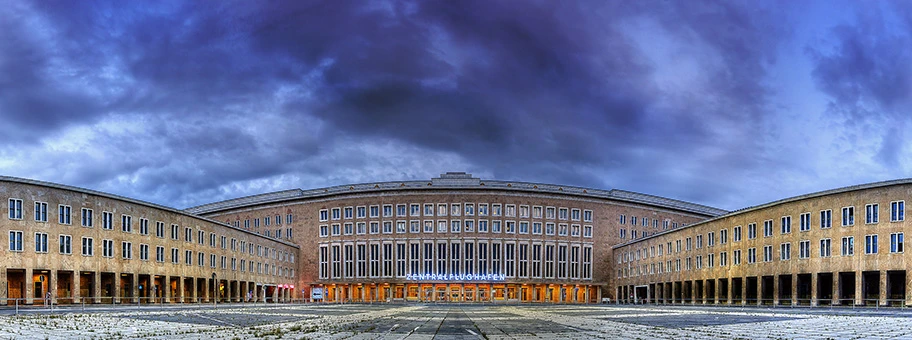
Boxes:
[191,278,198,303]
[810,273,818,306]
[203,279,210,303]
[73,271,81,303]
[880,271,887,306]
[49,270,58,305]
[113,273,121,304]
[132,274,139,304]
[833,274,840,305]
[792,274,798,305]
[772,276,779,305]
[756,279,762,306]
[25,268,34,305]
[163,275,169,303]
[854,271,863,306]
[93,273,101,304]
[0,269,7,302]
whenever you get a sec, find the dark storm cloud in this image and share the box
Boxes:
[3,0,793,209]
[808,2,912,167]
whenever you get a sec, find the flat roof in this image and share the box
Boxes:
[0,176,298,248]
[186,172,728,217]
[613,178,912,249]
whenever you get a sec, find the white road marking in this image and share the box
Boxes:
[467,329,478,335]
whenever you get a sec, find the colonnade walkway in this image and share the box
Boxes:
[2,268,294,305]
[620,270,912,306]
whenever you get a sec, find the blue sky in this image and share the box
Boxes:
[1,0,910,211]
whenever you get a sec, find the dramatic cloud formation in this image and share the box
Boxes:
[1,0,910,210]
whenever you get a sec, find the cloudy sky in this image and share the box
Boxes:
[2,0,910,211]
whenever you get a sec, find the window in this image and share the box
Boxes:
[370,221,379,234]
[332,207,342,220]
[81,208,93,227]
[409,204,420,216]
[155,246,165,262]
[58,205,71,225]
[866,204,879,224]
[583,210,592,222]
[545,222,555,235]
[799,212,810,232]
[121,215,132,233]
[10,231,22,251]
[397,204,407,217]
[820,239,831,257]
[102,239,114,257]
[720,229,728,244]
[451,203,462,217]
[156,222,165,238]
[583,225,592,238]
[799,240,810,259]
[820,210,832,228]
[358,206,368,218]
[344,206,353,219]
[465,203,475,216]
[619,214,626,225]
[763,245,772,262]
[570,208,579,220]
[842,206,854,226]
[492,220,502,233]
[34,202,48,222]
[780,216,791,234]
[423,204,433,216]
[59,235,72,254]
[865,234,878,254]
[451,220,461,233]
[892,201,905,222]
[320,209,329,221]
[841,236,854,256]
[437,204,447,216]
[35,232,48,253]
[423,220,433,233]
[558,224,568,236]
[763,220,773,237]
[478,220,488,233]
[139,244,149,261]
[122,241,132,259]
[81,237,93,256]
[891,233,904,253]
[8,199,22,219]
[747,248,756,264]
[478,204,488,216]
[780,243,791,260]
[506,204,516,217]
[747,223,757,240]
[465,220,475,232]
[370,205,380,218]
[438,220,448,233]
[733,226,741,242]
[139,218,148,235]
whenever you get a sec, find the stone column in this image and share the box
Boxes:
[25,268,34,305]
[854,271,863,306]
[833,273,840,305]
[792,274,798,305]
[879,271,887,306]
[73,271,81,303]
[772,276,779,305]
[0,269,7,302]
[132,274,139,304]
[756,279,762,306]
[113,273,121,304]
[810,273,818,307]
[93,273,101,304]
[49,270,58,305]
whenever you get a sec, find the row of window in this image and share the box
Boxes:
[8,199,293,263]
[623,201,908,263]
[619,233,905,278]
[318,241,593,281]
[618,215,681,230]
[9,231,294,278]
[319,220,593,238]
[232,214,294,231]
[319,204,593,222]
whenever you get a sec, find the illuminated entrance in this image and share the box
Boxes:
[319,283,599,303]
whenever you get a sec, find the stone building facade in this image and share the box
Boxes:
[0,177,298,305]
[189,172,721,303]
[614,179,912,306]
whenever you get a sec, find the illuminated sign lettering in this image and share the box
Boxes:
[405,274,506,281]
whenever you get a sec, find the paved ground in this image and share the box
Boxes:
[3,303,912,339]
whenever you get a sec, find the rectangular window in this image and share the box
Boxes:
[423,204,433,216]
[102,239,114,257]
[58,205,71,225]
[121,241,132,259]
[397,204,407,217]
[478,204,488,216]
[410,204,420,216]
[820,238,831,257]
[780,243,791,260]
[720,229,728,244]
[799,212,810,232]
[733,226,741,242]
[35,232,48,253]
[139,243,149,261]
[763,220,773,237]
[370,205,380,218]
[747,248,756,264]
[763,245,772,262]
[865,234,878,254]
[80,208,93,227]
[842,236,854,256]
[359,206,368,218]
[799,240,810,259]
[451,220,461,233]
[59,235,72,254]
[465,220,475,232]
[478,220,488,233]
[437,204,447,216]
[891,233,904,253]
[121,215,132,233]
[10,231,22,251]
[748,223,757,239]
[820,209,832,228]
[451,203,462,217]
[8,199,22,220]
[866,204,879,224]
[780,216,791,234]
[34,202,48,222]
[842,206,855,226]
[733,250,741,265]
[344,207,353,219]
[81,237,93,256]
[892,201,905,222]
